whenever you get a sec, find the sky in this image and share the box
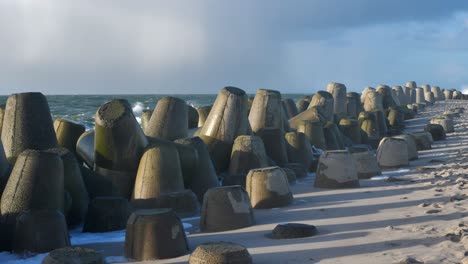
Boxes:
[1,0,468,95]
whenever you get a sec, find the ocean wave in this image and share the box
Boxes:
[132,101,145,116]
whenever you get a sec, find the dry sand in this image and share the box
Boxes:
[69,101,468,263]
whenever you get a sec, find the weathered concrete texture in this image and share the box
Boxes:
[46,148,89,226]
[1,92,58,163]
[323,122,345,150]
[42,247,107,264]
[393,86,408,105]
[425,124,446,141]
[133,140,184,199]
[76,130,95,169]
[376,85,397,109]
[175,137,220,201]
[189,241,252,264]
[141,109,152,132]
[94,99,148,198]
[200,186,255,232]
[421,84,431,93]
[256,128,288,166]
[249,89,283,133]
[425,92,435,104]
[228,135,269,176]
[282,99,299,119]
[80,165,119,199]
[12,210,70,254]
[444,90,453,100]
[346,92,362,118]
[406,81,417,89]
[173,142,199,189]
[295,99,310,113]
[284,132,314,171]
[0,150,64,250]
[0,104,5,137]
[131,190,200,218]
[431,117,455,133]
[411,132,433,151]
[386,107,405,129]
[196,105,212,128]
[283,163,308,179]
[281,167,297,184]
[271,223,318,239]
[82,197,131,233]
[349,146,381,179]
[188,105,199,129]
[0,140,10,194]
[374,110,388,138]
[297,120,326,150]
[289,106,325,130]
[246,166,293,209]
[145,96,188,140]
[326,82,347,115]
[125,209,189,261]
[199,135,233,174]
[281,107,291,133]
[376,137,409,168]
[198,87,250,144]
[362,89,384,112]
[415,88,425,104]
[307,91,335,123]
[54,118,86,154]
[315,150,359,188]
[392,134,418,161]
[339,118,361,144]
[358,111,379,141]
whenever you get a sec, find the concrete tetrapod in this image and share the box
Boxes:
[199,135,233,174]
[431,117,455,133]
[0,150,64,251]
[188,105,199,129]
[376,85,397,109]
[125,209,189,261]
[140,109,152,132]
[297,120,326,150]
[94,99,148,198]
[145,96,188,140]
[175,137,220,202]
[131,190,200,218]
[339,118,361,144]
[196,105,212,127]
[289,106,325,131]
[82,197,131,233]
[282,99,299,119]
[376,137,409,168]
[346,92,362,118]
[1,92,58,164]
[348,146,381,179]
[307,91,335,123]
[76,130,95,169]
[358,111,379,147]
[315,150,359,188]
[392,134,418,161]
[323,122,345,150]
[415,88,425,104]
[0,104,5,136]
[281,167,297,184]
[189,242,252,264]
[326,82,347,115]
[46,148,89,226]
[248,89,283,133]
[0,140,10,196]
[283,163,308,179]
[200,186,255,232]
[411,132,433,151]
[54,118,86,154]
[295,99,310,113]
[12,210,70,254]
[284,132,314,171]
[246,166,293,209]
[42,247,107,264]
[172,141,198,189]
[386,107,405,130]
[256,128,289,166]
[425,124,446,141]
[362,89,384,112]
[226,135,269,186]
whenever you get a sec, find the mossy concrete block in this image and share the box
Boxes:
[1,92,58,163]
[315,150,359,188]
[13,210,70,254]
[76,130,95,169]
[145,96,188,140]
[125,209,189,260]
[54,118,86,154]
[42,247,107,264]
[411,132,433,150]
[82,197,131,233]
[425,124,446,141]
[271,223,318,239]
[246,166,293,209]
[297,120,326,150]
[200,186,255,232]
[284,132,314,171]
[295,99,310,113]
[189,242,252,264]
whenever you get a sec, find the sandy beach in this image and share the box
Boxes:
[31,100,461,264]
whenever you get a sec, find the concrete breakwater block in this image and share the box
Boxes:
[76,130,95,169]
[282,98,299,119]
[199,135,233,174]
[0,104,5,135]
[339,118,361,144]
[145,96,188,140]
[373,110,388,138]
[425,124,446,141]
[1,92,58,163]
[175,137,220,202]
[256,128,288,166]
[358,111,380,144]
[411,132,433,151]
[54,118,86,154]
[46,148,89,226]
[346,92,363,118]
[0,140,10,193]
[13,210,70,254]
[297,120,326,150]
[288,106,325,130]
[323,122,345,150]
[189,242,252,264]
[349,146,381,179]
[415,87,425,104]
[386,107,405,129]
[200,186,255,232]
[295,98,310,113]
[315,150,359,188]
[132,140,184,199]
[271,223,318,239]
[82,197,131,233]
[392,134,418,161]
[42,247,107,264]
[308,91,335,123]
[94,99,148,198]
[283,163,308,179]
[246,166,293,209]
[362,88,384,112]
[196,105,212,127]
[0,150,64,250]
[326,82,347,115]
[131,190,200,218]
[377,85,398,109]
[140,109,152,132]
[431,117,454,133]
[125,209,189,261]
[377,137,409,168]
[248,89,283,133]
[284,132,314,171]
[228,135,269,176]
[188,105,199,129]
[173,142,199,189]
[281,168,297,184]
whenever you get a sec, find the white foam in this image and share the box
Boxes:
[132,101,145,115]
